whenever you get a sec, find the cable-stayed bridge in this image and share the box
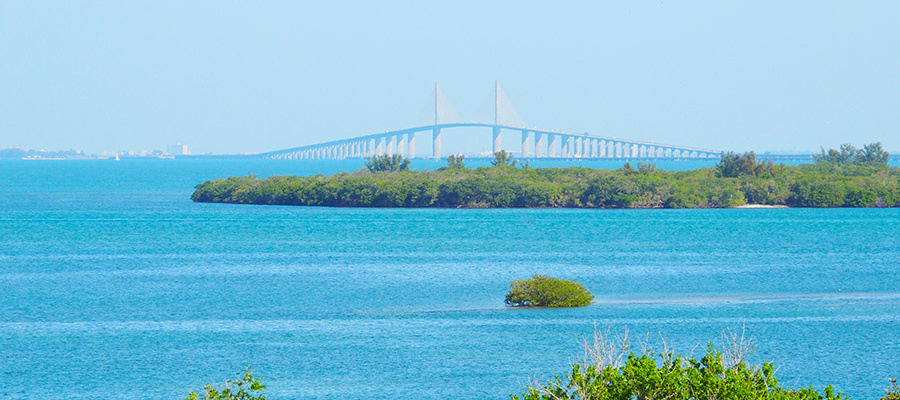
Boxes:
[259,83,720,160]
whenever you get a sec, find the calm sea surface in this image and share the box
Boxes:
[1,159,899,399]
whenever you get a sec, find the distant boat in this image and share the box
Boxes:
[114,154,120,161]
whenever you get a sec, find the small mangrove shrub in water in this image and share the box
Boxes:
[505,275,594,307]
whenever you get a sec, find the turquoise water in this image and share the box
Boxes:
[1,159,899,399]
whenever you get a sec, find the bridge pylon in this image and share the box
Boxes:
[492,80,501,154]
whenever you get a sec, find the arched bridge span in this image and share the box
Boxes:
[258,83,720,160]
[258,122,720,160]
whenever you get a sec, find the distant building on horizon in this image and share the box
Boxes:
[167,143,189,156]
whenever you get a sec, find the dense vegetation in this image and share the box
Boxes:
[513,344,849,400]
[505,275,594,307]
[192,144,899,209]
[513,328,900,400]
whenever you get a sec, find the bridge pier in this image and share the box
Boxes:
[549,134,559,157]
[521,130,530,158]
[492,126,501,154]
[534,132,544,157]
[387,135,396,155]
[561,136,569,158]
[433,127,442,158]
[408,132,416,158]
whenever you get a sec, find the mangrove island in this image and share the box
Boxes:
[191,143,898,209]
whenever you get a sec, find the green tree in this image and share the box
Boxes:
[505,275,594,307]
[858,142,890,166]
[491,150,517,167]
[637,162,657,174]
[445,154,466,169]
[365,154,411,172]
[815,143,858,164]
[716,151,769,178]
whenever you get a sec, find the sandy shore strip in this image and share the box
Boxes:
[735,204,789,209]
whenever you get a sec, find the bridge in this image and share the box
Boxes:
[259,83,720,160]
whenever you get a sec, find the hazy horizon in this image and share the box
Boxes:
[2,1,899,155]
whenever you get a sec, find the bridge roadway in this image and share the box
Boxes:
[258,122,721,160]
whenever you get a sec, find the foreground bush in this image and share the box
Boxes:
[513,329,850,400]
[505,275,594,307]
[185,367,266,400]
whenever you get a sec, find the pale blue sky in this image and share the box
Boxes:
[2,1,898,154]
